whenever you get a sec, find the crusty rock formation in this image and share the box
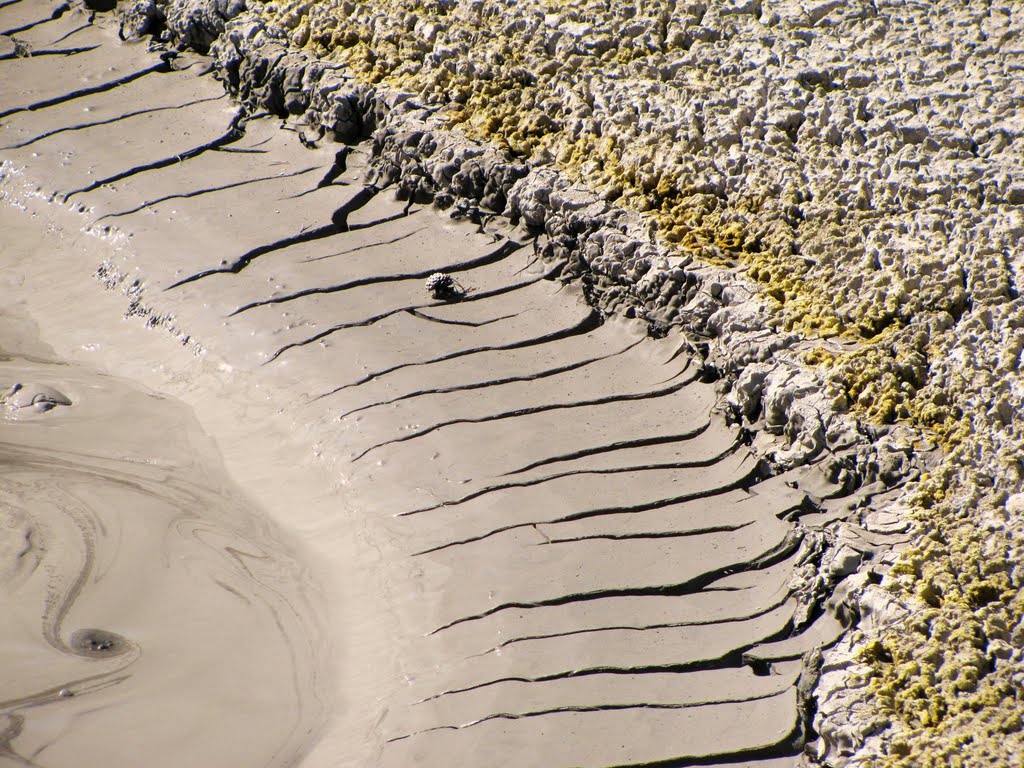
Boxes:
[119,0,246,49]
[114,0,1024,764]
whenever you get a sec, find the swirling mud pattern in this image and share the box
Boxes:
[0,355,328,768]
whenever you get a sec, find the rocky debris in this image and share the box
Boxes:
[121,0,1024,764]
[95,259,189,344]
[423,271,463,300]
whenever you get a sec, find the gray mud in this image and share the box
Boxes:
[0,259,329,768]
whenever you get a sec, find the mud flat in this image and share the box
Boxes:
[0,265,329,768]
[3,1,1013,767]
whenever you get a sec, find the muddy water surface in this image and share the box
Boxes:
[0,298,328,766]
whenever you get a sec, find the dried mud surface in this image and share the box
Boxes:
[2,0,1024,766]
